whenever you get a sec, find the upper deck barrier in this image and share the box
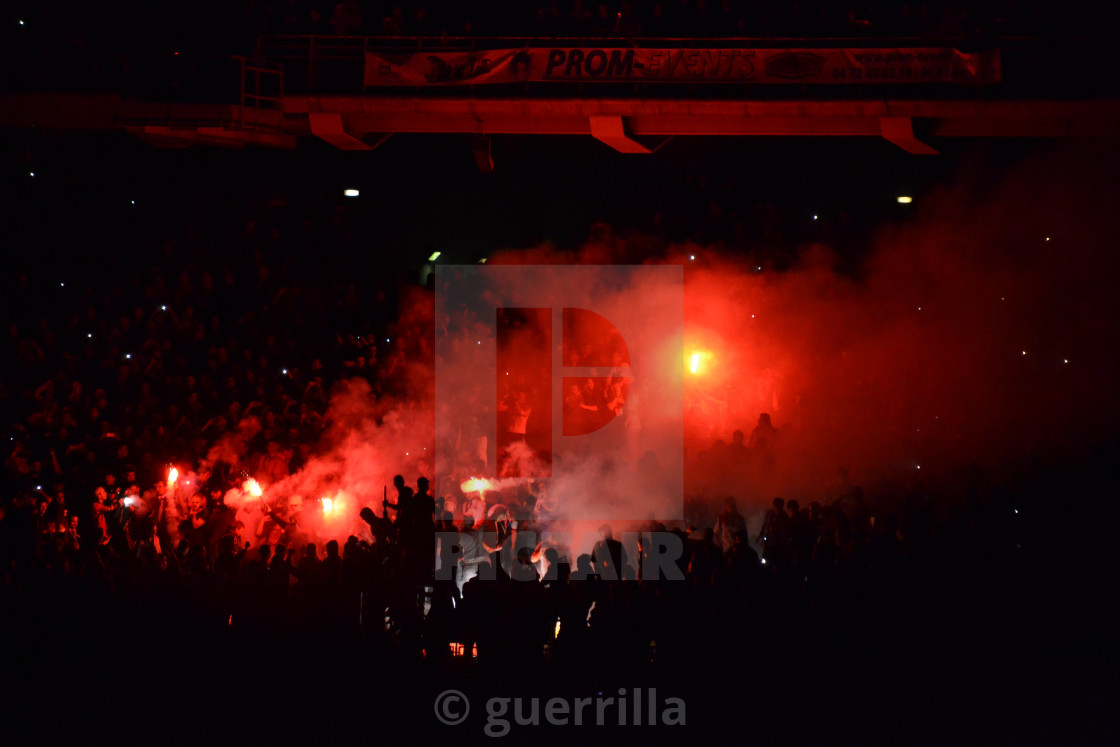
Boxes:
[256,35,1113,99]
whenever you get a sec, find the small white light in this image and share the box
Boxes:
[19,20,25,26]
[477,341,481,345]
[386,338,390,343]
[761,558,767,565]
[1014,509,1019,514]
[689,255,695,261]
[1022,351,1027,356]
[29,172,34,177]
[756,266,762,271]
[1045,237,1050,241]
[1063,359,1069,364]
[87,333,92,339]
[916,464,921,469]
[130,200,135,205]
[897,195,913,204]
[478,258,487,264]
[125,354,131,359]
[282,369,288,375]
[812,214,818,220]
[428,251,441,261]
[161,305,167,311]
[344,189,359,197]
[918,307,922,311]
[60,282,64,287]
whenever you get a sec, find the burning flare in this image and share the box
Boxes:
[167,467,179,486]
[244,478,263,498]
[461,477,495,495]
[688,349,713,375]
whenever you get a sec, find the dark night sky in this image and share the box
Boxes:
[2,127,1048,276]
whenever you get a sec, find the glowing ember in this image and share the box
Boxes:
[167,467,178,485]
[554,618,561,639]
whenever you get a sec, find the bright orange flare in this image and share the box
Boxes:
[168,467,179,485]
[688,349,712,375]
[322,497,334,514]
[461,477,495,494]
[244,478,263,498]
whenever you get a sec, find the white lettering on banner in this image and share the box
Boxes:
[363,47,1001,87]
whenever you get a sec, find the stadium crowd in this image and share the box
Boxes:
[0,197,1038,678]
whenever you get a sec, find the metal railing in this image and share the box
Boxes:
[235,56,284,129]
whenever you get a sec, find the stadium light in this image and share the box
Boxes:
[344,189,359,197]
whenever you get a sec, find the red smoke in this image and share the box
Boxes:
[221,143,1120,547]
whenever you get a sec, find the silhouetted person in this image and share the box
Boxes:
[749,412,779,451]
[400,477,435,584]
[758,497,788,568]
[714,496,746,554]
[383,474,414,530]
[592,524,626,580]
